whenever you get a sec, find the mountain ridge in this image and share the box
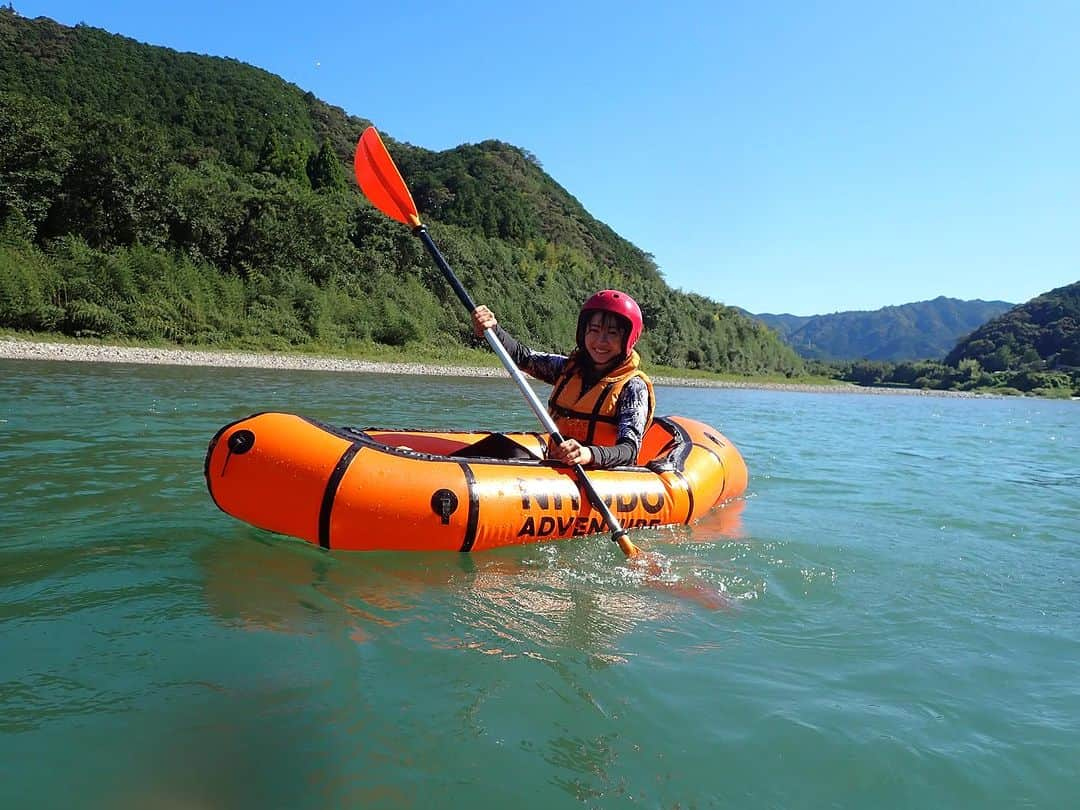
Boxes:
[0,8,803,376]
[747,296,1015,362]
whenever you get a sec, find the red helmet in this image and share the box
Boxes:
[576,289,644,354]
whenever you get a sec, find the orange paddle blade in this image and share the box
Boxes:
[353,127,422,227]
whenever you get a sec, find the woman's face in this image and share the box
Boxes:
[582,312,626,370]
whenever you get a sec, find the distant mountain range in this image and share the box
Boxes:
[747,297,1015,362]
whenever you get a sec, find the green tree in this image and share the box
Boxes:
[256,129,309,185]
[306,140,345,191]
[42,114,169,248]
[0,93,70,235]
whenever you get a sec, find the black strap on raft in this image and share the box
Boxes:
[318,444,362,549]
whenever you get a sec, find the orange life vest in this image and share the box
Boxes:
[547,350,655,446]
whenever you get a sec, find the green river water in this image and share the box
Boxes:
[1,359,1076,808]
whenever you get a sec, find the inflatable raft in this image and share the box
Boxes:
[205,412,748,552]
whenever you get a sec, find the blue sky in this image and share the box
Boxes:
[13,1,1080,315]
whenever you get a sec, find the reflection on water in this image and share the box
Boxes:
[658,497,747,543]
[179,518,766,808]
[199,498,753,658]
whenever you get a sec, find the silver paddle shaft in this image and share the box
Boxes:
[482,328,563,439]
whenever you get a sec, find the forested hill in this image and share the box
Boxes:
[750,297,1014,361]
[945,282,1080,371]
[0,9,803,376]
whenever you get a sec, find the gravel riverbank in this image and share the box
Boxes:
[0,337,988,397]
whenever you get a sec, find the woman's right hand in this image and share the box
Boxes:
[471,305,497,337]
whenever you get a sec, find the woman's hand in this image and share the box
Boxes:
[550,438,593,467]
[471,305,497,337]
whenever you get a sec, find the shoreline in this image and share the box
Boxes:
[0,337,991,397]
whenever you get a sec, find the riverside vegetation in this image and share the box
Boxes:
[1,9,1076,396]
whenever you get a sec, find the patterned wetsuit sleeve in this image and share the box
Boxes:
[588,377,650,468]
[492,325,567,384]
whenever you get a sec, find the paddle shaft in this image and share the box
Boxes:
[414,227,637,555]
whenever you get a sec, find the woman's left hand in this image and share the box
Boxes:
[551,439,593,467]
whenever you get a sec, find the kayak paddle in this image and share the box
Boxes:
[353,126,641,558]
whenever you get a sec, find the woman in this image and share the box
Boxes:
[470,290,655,469]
